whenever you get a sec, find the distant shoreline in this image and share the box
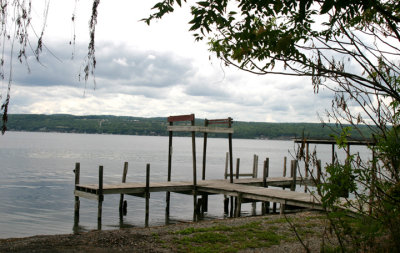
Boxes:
[5,114,374,140]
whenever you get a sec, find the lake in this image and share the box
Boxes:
[0,132,370,238]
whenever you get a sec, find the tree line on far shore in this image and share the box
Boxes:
[6,114,373,140]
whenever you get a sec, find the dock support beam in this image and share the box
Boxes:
[145,164,150,227]
[262,158,270,215]
[166,121,173,220]
[290,160,297,191]
[119,162,128,216]
[98,165,104,230]
[73,162,80,228]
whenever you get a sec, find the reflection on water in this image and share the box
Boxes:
[0,132,371,238]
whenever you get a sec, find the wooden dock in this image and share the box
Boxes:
[73,114,324,229]
[73,162,321,230]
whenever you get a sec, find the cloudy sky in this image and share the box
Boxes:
[3,0,334,123]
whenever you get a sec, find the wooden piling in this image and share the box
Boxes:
[235,158,240,179]
[252,154,258,178]
[119,162,128,213]
[233,158,240,216]
[224,152,229,179]
[305,143,309,178]
[251,155,258,214]
[202,120,208,180]
[166,121,173,217]
[74,163,80,228]
[290,160,297,191]
[316,160,322,184]
[280,203,285,216]
[98,165,103,230]
[283,156,287,177]
[262,158,270,214]
[145,164,150,227]
[235,193,242,217]
[228,118,234,184]
[224,198,229,214]
[74,163,80,218]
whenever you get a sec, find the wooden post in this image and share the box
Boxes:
[235,193,242,218]
[224,152,229,213]
[305,143,309,178]
[273,203,277,213]
[236,158,240,179]
[280,203,285,216]
[251,155,258,214]
[233,158,240,216]
[224,198,229,214]
[119,162,128,213]
[224,152,229,179]
[228,118,234,184]
[290,160,297,191]
[202,120,208,180]
[98,165,104,230]
[166,121,173,217]
[201,120,209,212]
[145,164,150,227]
[252,154,259,178]
[317,160,322,184]
[74,163,80,218]
[283,156,287,177]
[74,162,80,228]
[191,117,198,222]
[262,158,270,214]
[331,143,335,165]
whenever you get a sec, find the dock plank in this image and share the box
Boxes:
[75,177,321,210]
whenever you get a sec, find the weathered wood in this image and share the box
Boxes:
[294,138,375,146]
[167,114,194,122]
[280,203,285,216]
[201,119,209,213]
[252,155,258,178]
[226,173,255,177]
[290,160,297,191]
[167,125,234,133]
[202,127,208,180]
[305,143,309,178]
[74,163,80,219]
[119,162,128,212]
[145,164,150,227]
[235,158,240,180]
[235,193,242,217]
[262,158,270,214]
[166,121,173,217]
[207,118,232,125]
[317,160,322,184]
[75,190,100,200]
[98,165,103,229]
[229,134,234,184]
[283,156,287,177]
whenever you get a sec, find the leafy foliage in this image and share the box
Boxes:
[144,0,396,251]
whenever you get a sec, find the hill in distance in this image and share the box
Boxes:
[5,114,374,140]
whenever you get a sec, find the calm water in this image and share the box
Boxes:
[0,132,370,238]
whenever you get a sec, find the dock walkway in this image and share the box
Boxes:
[74,177,320,211]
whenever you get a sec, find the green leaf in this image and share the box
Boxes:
[320,0,334,14]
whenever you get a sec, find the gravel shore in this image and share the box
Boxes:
[0,211,335,252]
